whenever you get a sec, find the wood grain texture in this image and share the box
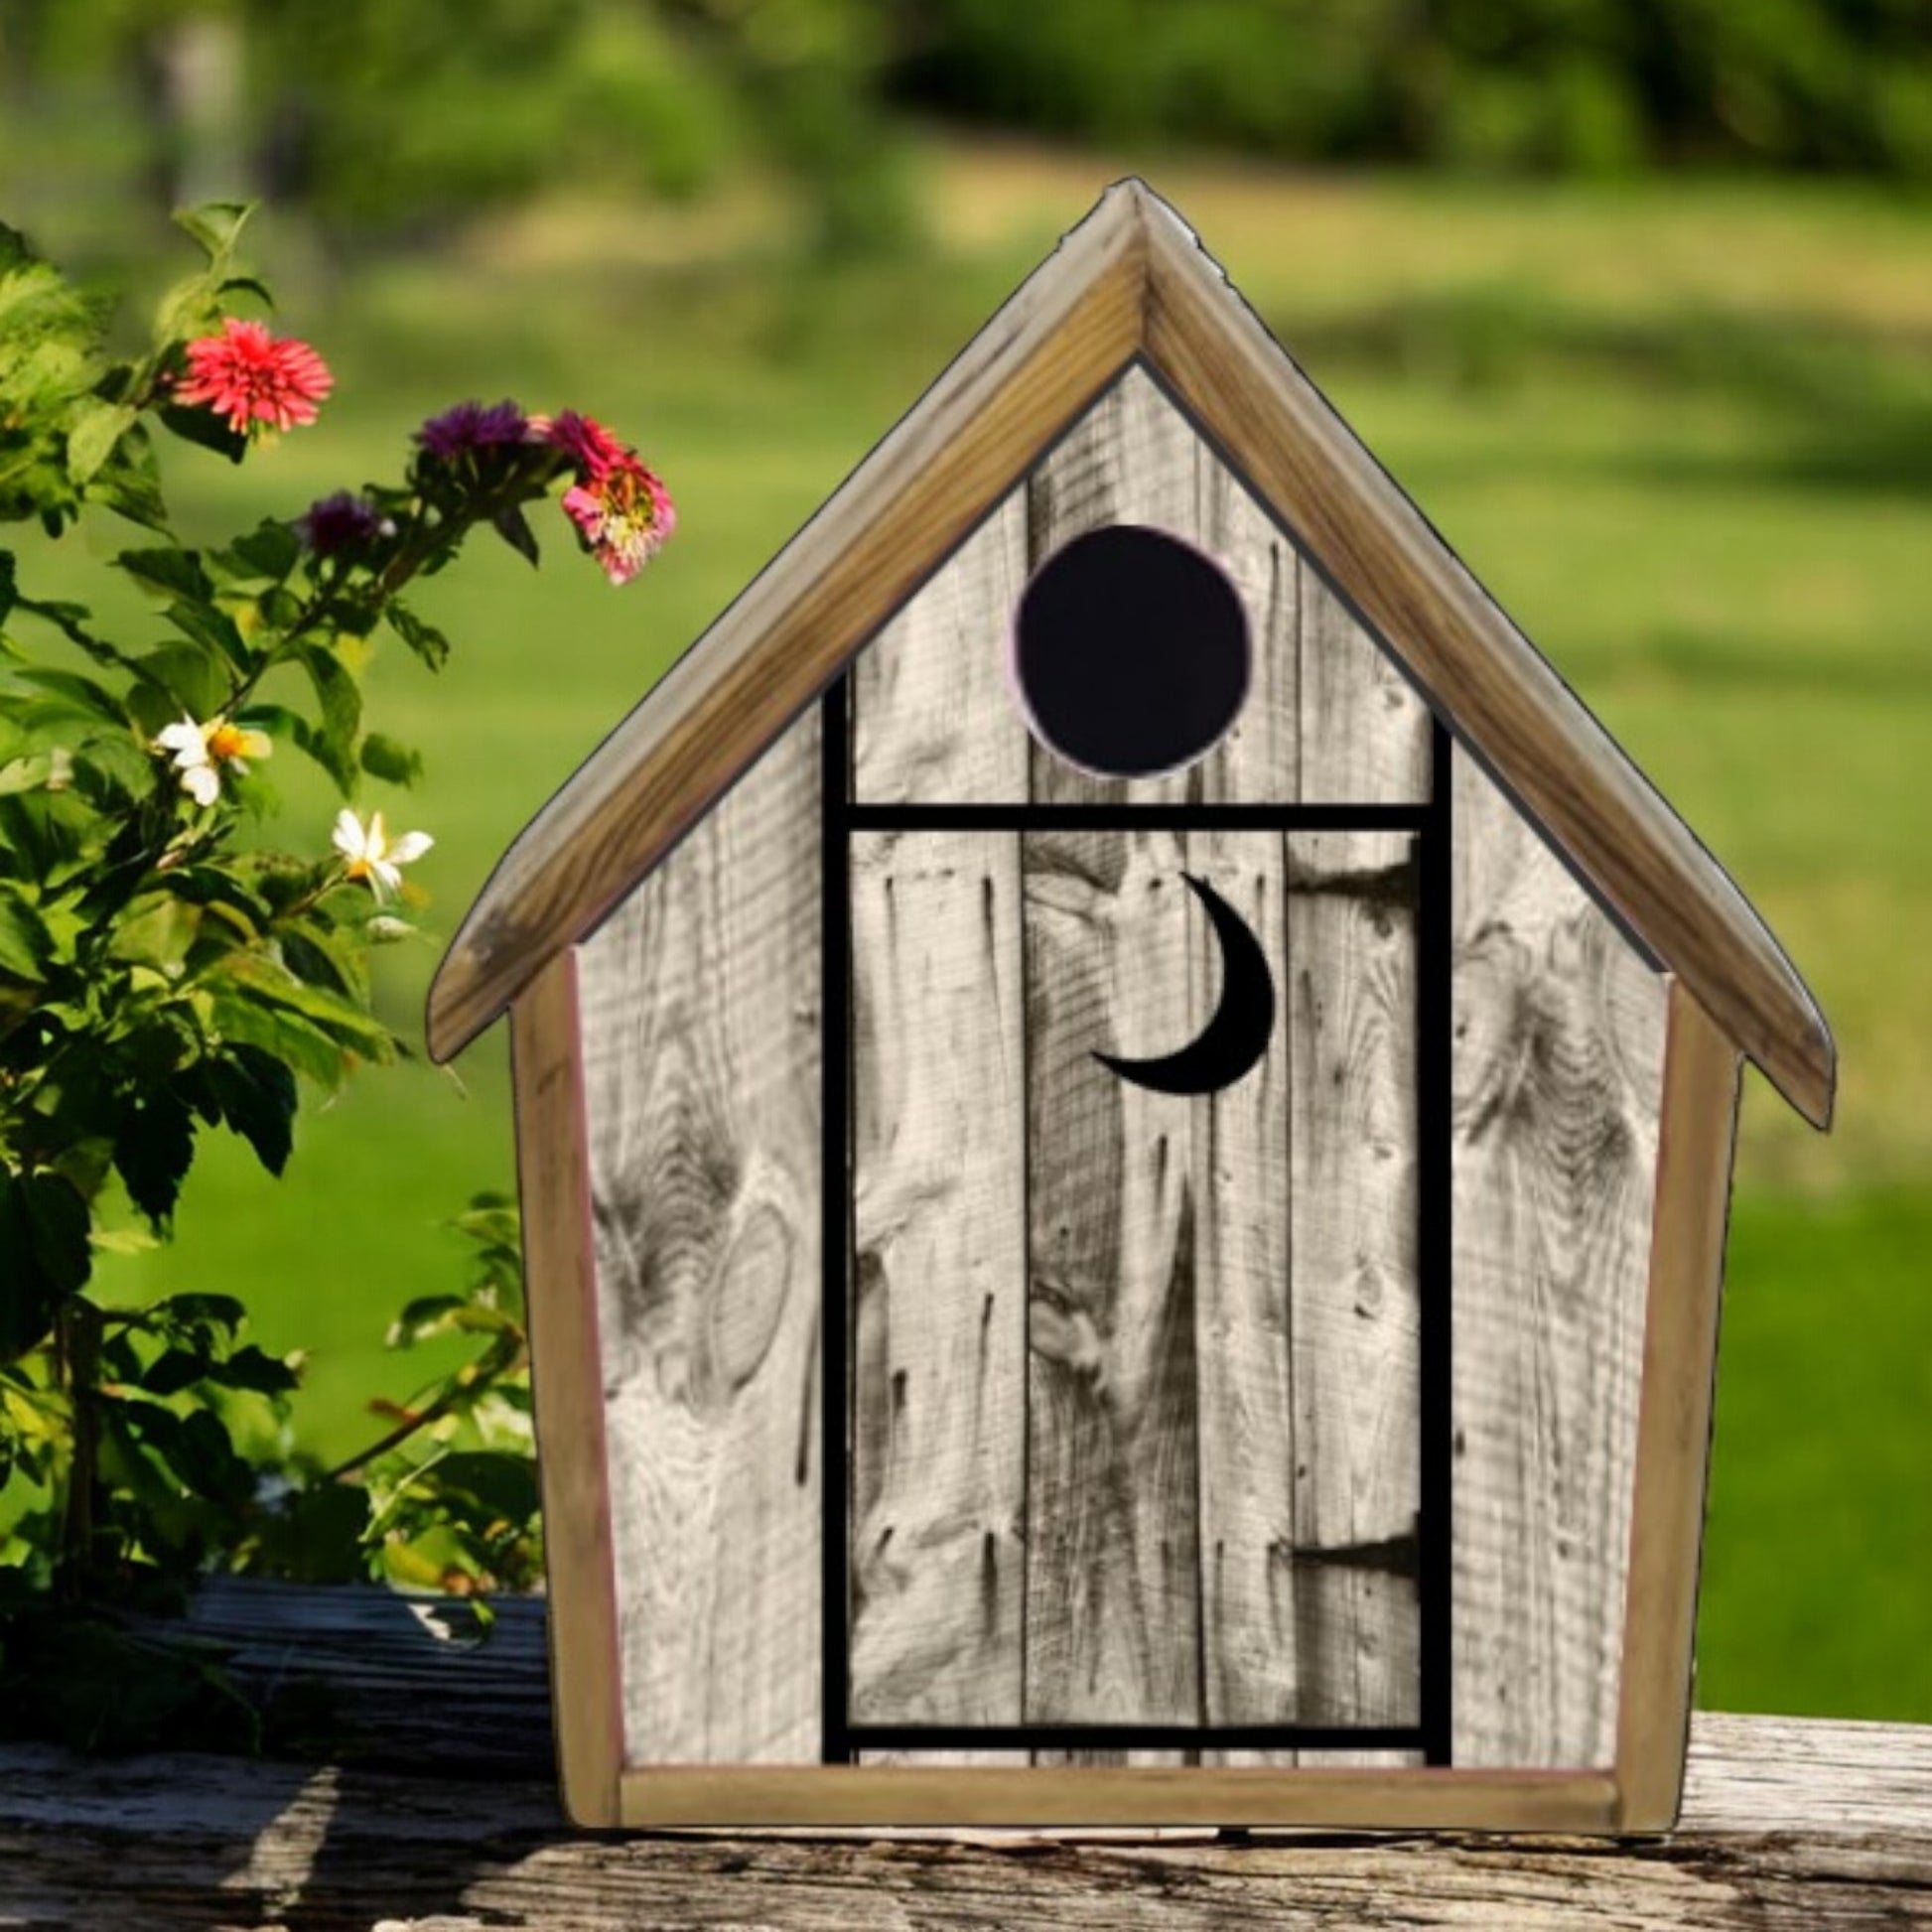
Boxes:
[1023,827,1202,1725]
[849,830,1028,1726]
[1135,187,1831,1123]
[851,495,1031,804]
[15,1711,1932,1916]
[437,181,1830,1138]
[1614,985,1739,1829]
[69,1586,1930,1857]
[1286,833,1421,1745]
[1188,831,1294,1738]
[1298,574,1430,802]
[576,721,822,1768]
[1449,747,1669,1769]
[854,362,1419,810]
[508,955,622,1824]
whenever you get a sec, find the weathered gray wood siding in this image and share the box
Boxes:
[1449,750,1668,1767]
[854,363,1428,807]
[577,721,823,1768]
[849,829,1028,1727]
[575,358,1670,1774]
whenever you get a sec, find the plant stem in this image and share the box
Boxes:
[55,1299,102,1601]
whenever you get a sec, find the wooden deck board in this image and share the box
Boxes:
[6,1584,1926,1931]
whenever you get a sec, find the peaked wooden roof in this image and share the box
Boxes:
[427,180,1834,1129]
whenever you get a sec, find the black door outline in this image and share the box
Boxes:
[818,680,1453,1765]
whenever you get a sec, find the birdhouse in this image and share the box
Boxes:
[427,182,1834,1832]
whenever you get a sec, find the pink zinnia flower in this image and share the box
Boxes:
[538,409,625,475]
[562,454,676,586]
[175,318,332,437]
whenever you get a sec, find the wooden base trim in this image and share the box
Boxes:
[510,955,625,1828]
[1612,982,1741,1831]
[618,1765,1621,1831]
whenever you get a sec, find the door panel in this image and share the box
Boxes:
[846,826,1420,1744]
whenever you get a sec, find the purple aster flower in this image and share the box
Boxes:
[296,489,384,556]
[415,397,530,461]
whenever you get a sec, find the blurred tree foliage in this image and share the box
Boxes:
[890,0,1932,178]
[4,0,1926,267]
[0,0,909,253]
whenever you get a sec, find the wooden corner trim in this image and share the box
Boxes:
[1612,982,1741,1831]
[617,1765,1622,1832]
[1134,196,1833,1130]
[510,952,625,1828]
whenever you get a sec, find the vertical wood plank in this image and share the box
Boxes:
[1614,985,1739,1828]
[848,829,1028,1728]
[509,955,623,1825]
[1287,832,1422,1748]
[577,719,822,1767]
[1023,828,1202,1725]
[1450,748,1669,1768]
[1026,370,1201,809]
[1195,459,1301,805]
[1188,829,1296,1742]
[1298,568,1431,803]
[851,495,1031,805]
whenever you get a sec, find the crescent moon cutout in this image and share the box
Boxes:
[1094,874,1277,1096]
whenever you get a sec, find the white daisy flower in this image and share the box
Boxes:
[333,807,433,903]
[154,713,271,807]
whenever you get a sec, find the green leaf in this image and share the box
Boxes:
[172,201,256,265]
[9,665,132,726]
[0,1170,93,1358]
[66,400,137,485]
[204,982,352,1090]
[0,551,15,629]
[165,598,251,670]
[206,1044,295,1176]
[359,732,423,787]
[295,644,361,791]
[113,1086,197,1229]
[491,504,541,568]
[140,1346,218,1397]
[90,422,171,533]
[384,600,450,672]
[220,519,301,585]
[0,1176,74,1359]
[130,644,230,728]
[0,887,52,981]
[149,1293,245,1341]
[156,403,247,466]
[207,1343,300,1396]
[116,547,212,605]
[429,1450,541,1526]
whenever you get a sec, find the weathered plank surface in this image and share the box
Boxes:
[849,830,1028,1727]
[1188,830,1294,1743]
[852,495,1031,804]
[1450,748,1670,1768]
[577,722,823,1767]
[853,362,1424,808]
[1023,827,1201,1727]
[4,1586,1927,1932]
[1287,832,1421,1747]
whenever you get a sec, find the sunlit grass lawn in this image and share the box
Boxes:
[20,138,1929,1721]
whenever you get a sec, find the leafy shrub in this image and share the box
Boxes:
[0,204,672,1745]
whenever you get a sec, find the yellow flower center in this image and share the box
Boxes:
[207,723,251,762]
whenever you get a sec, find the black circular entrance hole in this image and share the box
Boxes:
[1009,524,1250,779]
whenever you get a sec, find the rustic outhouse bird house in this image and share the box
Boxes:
[427,182,1834,1833]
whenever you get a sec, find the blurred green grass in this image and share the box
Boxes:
[22,140,1928,1719]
